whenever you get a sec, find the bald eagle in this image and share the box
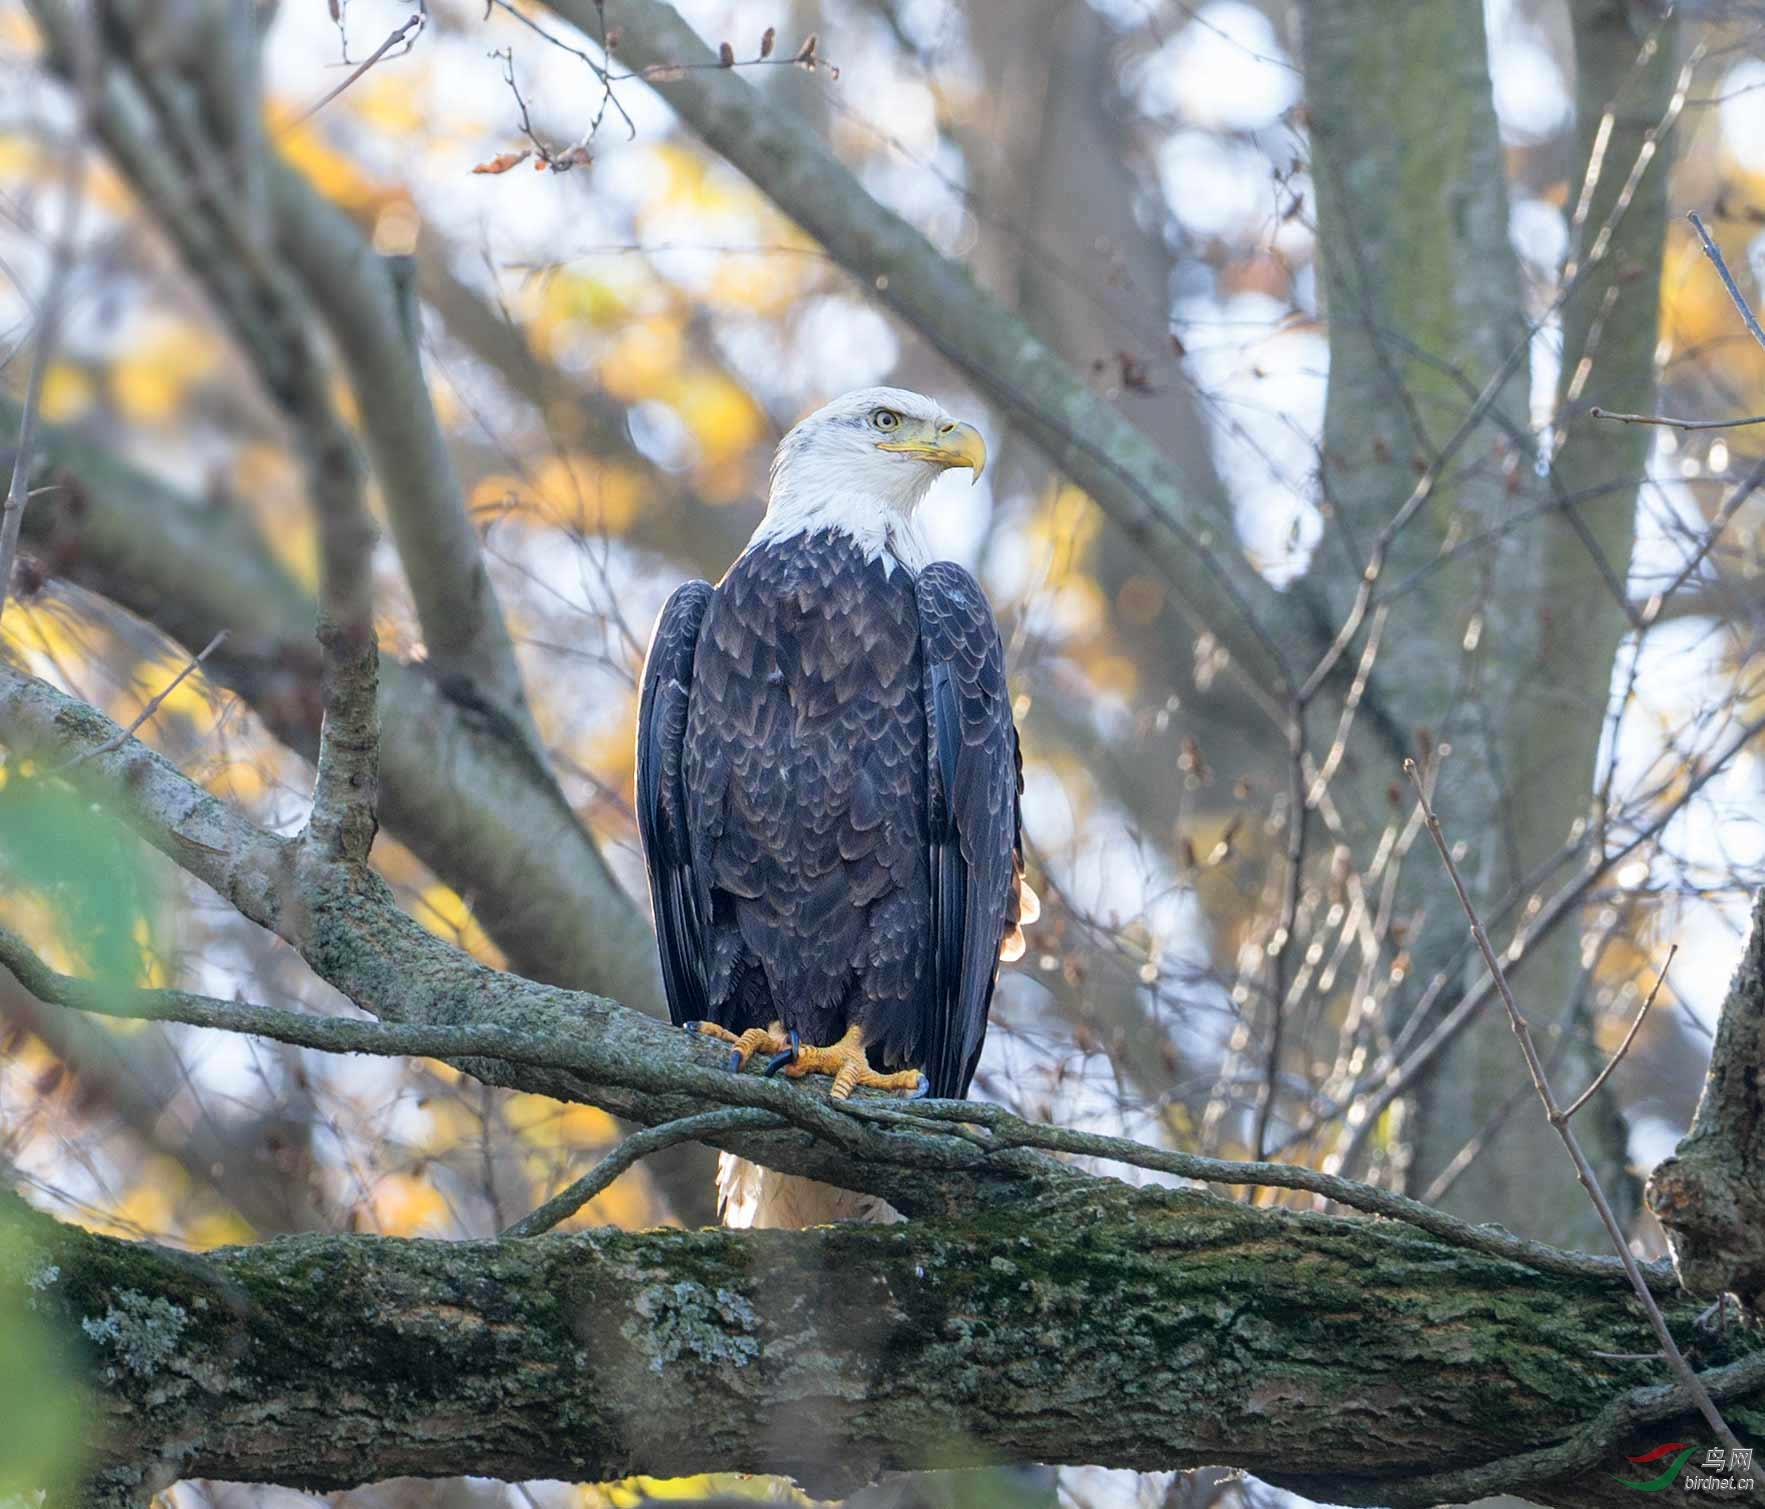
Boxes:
[636,388,1030,1118]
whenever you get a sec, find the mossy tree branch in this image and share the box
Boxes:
[5,1175,1760,1509]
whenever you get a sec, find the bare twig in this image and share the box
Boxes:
[1561,944,1674,1122]
[286,13,425,130]
[1637,455,1765,627]
[1252,708,1307,1159]
[501,1108,782,1236]
[1296,708,1765,1164]
[1404,759,1738,1450]
[1688,209,1765,359]
[0,25,94,632]
[61,630,228,769]
[1589,405,1765,431]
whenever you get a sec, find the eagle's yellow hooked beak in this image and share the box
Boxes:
[877,419,987,484]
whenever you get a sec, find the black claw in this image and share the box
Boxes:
[727,1047,746,1072]
[908,1072,932,1101]
[682,1020,705,1034]
[763,1031,802,1077]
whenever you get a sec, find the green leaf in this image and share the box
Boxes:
[0,1214,85,1499]
[0,770,162,987]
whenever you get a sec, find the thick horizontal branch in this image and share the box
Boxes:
[10,1183,1760,1508]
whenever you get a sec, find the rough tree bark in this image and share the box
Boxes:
[8,1145,1763,1509]
[1650,888,1765,1315]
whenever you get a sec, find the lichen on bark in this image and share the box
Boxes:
[8,1178,1759,1509]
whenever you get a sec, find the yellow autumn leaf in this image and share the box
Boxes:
[274,111,390,213]
[534,271,630,337]
[691,455,756,506]
[670,371,765,464]
[597,317,687,402]
[185,1210,257,1249]
[506,1094,616,1151]
[413,882,503,965]
[109,322,222,424]
[524,454,647,535]
[1089,654,1140,698]
[206,758,266,807]
[371,1172,450,1236]
[39,362,94,421]
[706,254,797,314]
[418,1098,480,1156]
[132,916,167,988]
[647,143,739,215]
[348,69,432,135]
[0,6,38,50]
[117,649,215,737]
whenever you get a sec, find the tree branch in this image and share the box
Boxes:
[0,668,1698,1289]
[268,165,539,739]
[8,1179,1759,1508]
[1649,887,1765,1315]
[563,0,1328,704]
[7,398,671,1021]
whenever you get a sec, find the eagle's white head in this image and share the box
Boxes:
[748,386,987,573]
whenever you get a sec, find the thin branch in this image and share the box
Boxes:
[1637,455,1765,627]
[0,23,93,631]
[60,629,227,769]
[1404,760,1738,1451]
[1561,944,1674,1123]
[285,13,425,130]
[1687,209,1765,359]
[0,910,1668,1289]
[501,1108,781,1236]
[1589,405,1765,431]
[1252,707,1307,1159]
[1294,708,1765,1160]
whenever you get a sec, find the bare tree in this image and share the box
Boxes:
[4,1,1764,1506]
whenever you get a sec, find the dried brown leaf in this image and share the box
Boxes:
[472,149,531,175]
[719,40,735,66]
[760,25,775,57]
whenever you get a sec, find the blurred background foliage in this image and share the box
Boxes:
[2,0,1765,1505]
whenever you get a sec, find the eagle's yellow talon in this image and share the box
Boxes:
[686,1020,789,1071]
[780,1023,926,1099]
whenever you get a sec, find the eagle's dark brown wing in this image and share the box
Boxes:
[916,561,1022,1100]
[635,578,715,1027]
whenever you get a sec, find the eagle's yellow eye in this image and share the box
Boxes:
[871,408,902,431]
